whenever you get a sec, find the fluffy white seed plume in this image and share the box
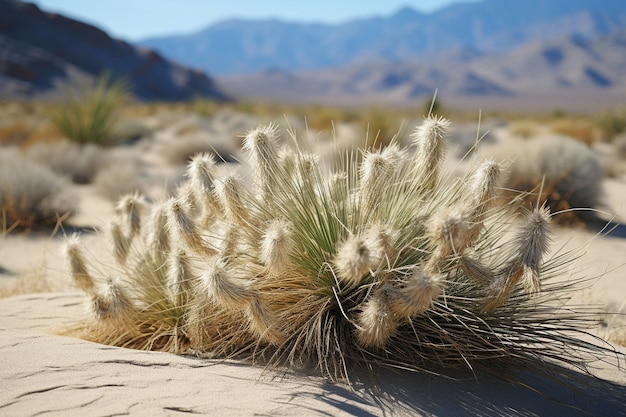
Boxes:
[278,146,297,177]
[483,206,552,311]
[468,159,501,208]
[243,124,280,194]
[411,115,451,190]
[146,201,171,255]
[356,286,397,349]
[360,150,395,215]
[114,192,146,237]
[91,278,135,322]
[364,224,397,272]
[260,219,293,276]
[167,248,193,307]
[201,257,249,309]
[64,233,96,295]
[186,152,216,197]
[246,297,283,345]
[389,267,443,318]
[426,208,473,270]
[214,174,248,225]
[110,219,131,265]
[333,235,375,287]
[512,206,552,293]
[166,198,215,257]
[186,153,218,223]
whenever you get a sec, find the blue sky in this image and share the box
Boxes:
[32,0,478,41]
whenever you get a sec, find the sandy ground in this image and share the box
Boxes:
[1,114,625,416]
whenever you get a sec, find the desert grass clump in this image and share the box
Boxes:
[52,73,128,146]
[0,149,76,230]
[486,135,604,224]
[64,116,621,382]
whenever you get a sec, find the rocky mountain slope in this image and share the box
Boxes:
[139,0,626,75]
[217,29,626,109]
[0,0,229,101]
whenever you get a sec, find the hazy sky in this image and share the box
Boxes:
[32,0,479,41]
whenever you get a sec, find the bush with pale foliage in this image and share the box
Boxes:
[64,117,620,382]
[1,149,76,230]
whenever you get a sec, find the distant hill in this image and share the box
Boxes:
[139,0,626,75]
[217,29,626,110]
[0,0,229,101]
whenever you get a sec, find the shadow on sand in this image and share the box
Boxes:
[289,360,626,417]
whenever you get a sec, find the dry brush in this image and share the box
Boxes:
[64,116,622,382]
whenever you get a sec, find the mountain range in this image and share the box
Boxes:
[217,28,626,110]
[139,0,626,76]
[0,0,228,101]
[1,0,625,108]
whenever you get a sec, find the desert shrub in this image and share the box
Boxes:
[52,73,128,146]
[0,149,76,229]
[23,141,109,184]
[487,135,604,223]
[64,118,620,384]
[550,119,601,146]
[614,135,626,160]
[508,120,541,139]
[93,163,146,202]
[595,108,626,142]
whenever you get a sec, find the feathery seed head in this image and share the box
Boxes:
[411,116,450,190]
[468,159,501,209]
[243,124,280,194]
[167,248,193,306]
[243,123,279,164]
[412,115,451,147]
[389,267,443,318]
[186,153,216,197]
[364,224,397,272]
[146,201,171,254]
[102,278,135,320]
[381,142,407,166]
[201,258,250,309]
[64,233,96,295]
[483,206,552,310]
[114,192,146,236]
[427,208,473,262]
[166,197,215,256]
[167,197,194,235]
[333,235,375,287]
[214,174,248,224]
[515,206,552,293]
[260,219,294,276]
[246,297,283,345]
[360,150,395,214]
[356,287,397,349]
[110,219,131,265]
[278,146,297,177]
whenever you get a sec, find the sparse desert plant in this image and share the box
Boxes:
[0,149,76,229]
[487,135,604,224]
[52,73,128,146]
[508,120,541,139]
[93,163,146,202]
[64,117,620,383]
[550,119,601,146]
[614,135,626,160]
[595,107,626,142]
[23,141,109,184]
